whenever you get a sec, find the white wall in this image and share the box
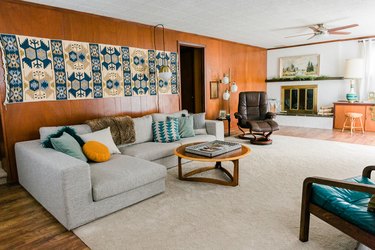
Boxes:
[267,40,361,108]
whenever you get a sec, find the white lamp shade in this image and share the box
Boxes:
[158,65,172,82]
[344,58,364,79]
[231,82,238,93]
[222,75,230,84]
[223,90,230,100]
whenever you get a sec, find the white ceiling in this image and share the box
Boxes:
[24,0,375,48]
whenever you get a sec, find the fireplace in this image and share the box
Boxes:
[281,85,318,114]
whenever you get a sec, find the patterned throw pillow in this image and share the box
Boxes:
[369,194,375,213]
[152,120,180,143]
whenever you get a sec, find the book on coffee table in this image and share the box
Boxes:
[185,140,242,157]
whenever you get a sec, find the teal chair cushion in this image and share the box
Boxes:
[311,176,375,234]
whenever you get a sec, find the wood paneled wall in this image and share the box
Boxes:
[0,0,266,182]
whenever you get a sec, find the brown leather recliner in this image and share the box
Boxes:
[234,91,279,145]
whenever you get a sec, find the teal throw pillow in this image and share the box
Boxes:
[42,126,85,148]
[168,116,195,138]
[50,132,87,162]
[191,112,207,135]
[152,120,180,143]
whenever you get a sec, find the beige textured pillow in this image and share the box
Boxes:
[81,127,120,154]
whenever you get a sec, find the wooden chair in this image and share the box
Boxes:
[299,165,375,249]
[342,112,364,135]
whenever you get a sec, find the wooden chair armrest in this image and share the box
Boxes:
[304,176,375,194]
[363,165,375,178]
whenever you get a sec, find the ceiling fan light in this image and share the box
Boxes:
[159,65,172,82]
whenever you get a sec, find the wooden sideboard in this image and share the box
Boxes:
[334,102,375,131]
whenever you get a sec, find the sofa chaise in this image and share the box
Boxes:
[15,110,224,230]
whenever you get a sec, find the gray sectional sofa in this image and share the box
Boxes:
[15,110,224,230]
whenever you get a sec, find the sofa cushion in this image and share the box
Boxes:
[133,115,153,143]
[86,116,135,145]
[152,120,180,143]
[190,113,207,135]
[83,141,110,162]
[179,116,195,138]
[112,116,136,144]
[152,110,188,122]
[90,155,166,201]
[81,127,121,154]
[40,124,91,142]
[42,126,85,148]
[50,132,87,162]
[118,142,180,161]
[311,176,375,234]
[168,116,195,138]
[179,134,216,145]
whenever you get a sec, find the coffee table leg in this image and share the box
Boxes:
[178,160,240,186]
[232,160,239,186]
[178,157,182,180]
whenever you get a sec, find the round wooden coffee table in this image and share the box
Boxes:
[174,142,251,186]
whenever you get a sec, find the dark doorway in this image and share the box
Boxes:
[179,43,205,113]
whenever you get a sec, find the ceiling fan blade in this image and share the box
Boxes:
[308,26,320,32]
[328,24,358,32]
[307,34,316,40]
[285,33,315,38]
[329,31,351,35]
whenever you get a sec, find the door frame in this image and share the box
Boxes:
[177,41,206,112]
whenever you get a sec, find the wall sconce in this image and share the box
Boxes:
[223,89,230,100]
[222,74,230,84]
[220,68,231,84]
[230,81,238,93]
[223,82,238,100]
[220,68,238,116]
[153,24,172,82]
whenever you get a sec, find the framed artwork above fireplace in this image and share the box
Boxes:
[279,54,320,78]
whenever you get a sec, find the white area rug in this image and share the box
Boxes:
[74,135,375,250]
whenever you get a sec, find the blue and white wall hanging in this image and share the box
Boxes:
[0,34,178,104]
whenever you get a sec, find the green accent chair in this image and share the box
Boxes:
[300,165,375,248]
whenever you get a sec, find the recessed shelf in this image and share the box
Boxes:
[266,77,344,82]
[277,113,333,118]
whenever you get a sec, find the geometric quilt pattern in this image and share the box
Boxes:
[0,33,178,104]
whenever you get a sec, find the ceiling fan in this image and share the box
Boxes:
[285,23,359,40]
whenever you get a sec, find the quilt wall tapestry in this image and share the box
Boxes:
[0,34,178,104]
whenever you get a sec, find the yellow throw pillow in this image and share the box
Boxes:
[83,141,111,162]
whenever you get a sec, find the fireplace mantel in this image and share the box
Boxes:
[266,77,343,82]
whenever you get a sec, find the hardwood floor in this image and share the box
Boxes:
[0,184,88,250]
[233,125,375,146]
[1,126,375,249]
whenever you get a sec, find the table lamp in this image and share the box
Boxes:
[344,58,364,103]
